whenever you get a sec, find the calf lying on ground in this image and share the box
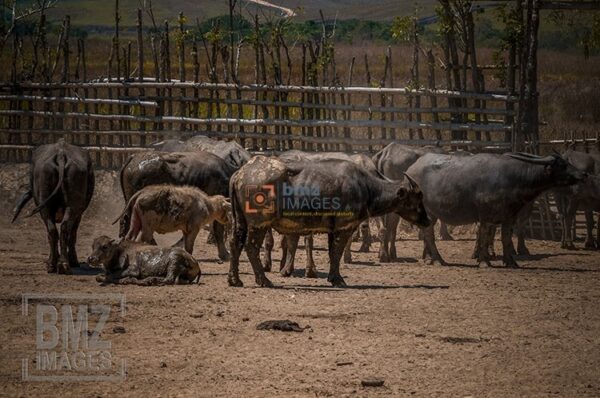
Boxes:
[88,236,200,285]
[114,185,231,255]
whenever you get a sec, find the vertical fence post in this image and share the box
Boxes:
[137,8,146,147]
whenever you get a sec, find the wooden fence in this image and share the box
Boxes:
[0,80,516,167]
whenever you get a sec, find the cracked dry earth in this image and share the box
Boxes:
[0,164,599,397]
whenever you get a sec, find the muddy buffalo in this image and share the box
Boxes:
[12,140,94,274]
[406,152,584,267]
[119,151,235,260]
[228,156,430,288]
[267,150,385,277]
[88,236,200,285]
[115,185,231,254]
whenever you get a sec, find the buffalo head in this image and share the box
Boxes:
[395,173,431,228]
[507,152,585,186]
[87,236,121,271]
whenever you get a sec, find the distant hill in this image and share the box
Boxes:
[45,0,438,26]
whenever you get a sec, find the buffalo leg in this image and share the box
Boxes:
[501,222,519,268]
[343,232,353,264]
[279,234,288,271]
[58,208,75,275]
[280,234,299,277]
[422,222,447,266]
[515,223,530,256]
[475,223,494,267]
[379,213,400,262]
[584,210,596,249]
[67,214,82,268]
[262,228,274,272]
[305,234,317,278]
[228,215,246,287]
[439,222,454,241]
[327,230,353,288]
[358,221,371,252]
[213,221,230,261]
[246,227,273,287]
[41,211,59,273]
[184,227,200,255]
[563,201,577,250]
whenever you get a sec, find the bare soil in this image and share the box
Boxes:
[0,164,599,397]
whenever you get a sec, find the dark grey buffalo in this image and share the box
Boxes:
[406,152,584,267]
[152,135,251,169]
[554,148,600,249]
[88,236,200,285]
[228,156,430,288]
[119,151,235,260]
[12,140,94,274]
[373,142,455,262]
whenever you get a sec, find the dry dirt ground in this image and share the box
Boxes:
[0,164,599,397]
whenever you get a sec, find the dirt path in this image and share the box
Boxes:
[246,0,296,17]
[0,165,599,397]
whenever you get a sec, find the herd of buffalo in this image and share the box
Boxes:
[10,136,600,288]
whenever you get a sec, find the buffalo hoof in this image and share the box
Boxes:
[58,263,73,275]
[425,258,447,267]
[517,247,531,256]
[440,234,454,241]
[584,240,596,250]
[564,243,577,251]
[358,243,370,253]
[343,254,353,264]
[256,276,273,288]
[227,275,244,287]
[477,260,492,268]
[305,267,318,278]
[280,266,293,277]
[263,263,272,273]
[503,259,520,268]
[379,253,390,263]
[218,251,231,262]
[46,262,57,273]
[328,275,347,288]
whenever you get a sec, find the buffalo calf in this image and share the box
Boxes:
[88,236,200,285]
[115,185,231,255]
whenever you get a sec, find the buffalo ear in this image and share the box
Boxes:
[397,187,408,200]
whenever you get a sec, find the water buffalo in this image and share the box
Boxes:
[152,135,251,169]
[554,148,600,249]
[88,236,200,285]
[265,150,384,277]
[406,152,584,267]
[12,140,94,274]
[115,185,231,254]
[228,155,430,288]
[373,142,456,262]
[119,151,235,260]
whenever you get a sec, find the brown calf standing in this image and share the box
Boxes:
[114,185,231,255]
